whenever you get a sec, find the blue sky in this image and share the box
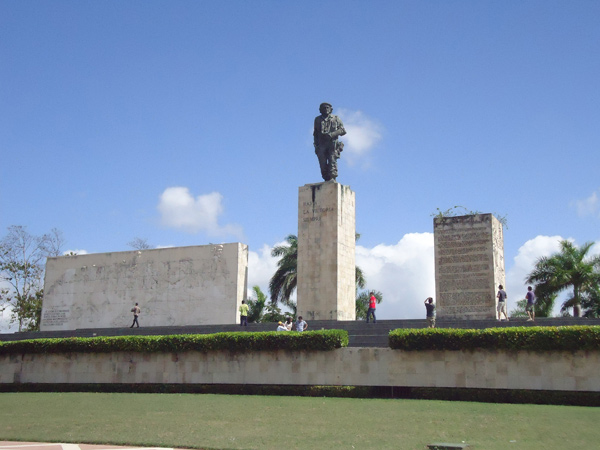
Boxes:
[1,1,599,331]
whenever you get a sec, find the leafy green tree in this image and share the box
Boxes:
[508,299,528,319]
[509,293,556,319]
[246,285,267,323]
[0,226,64,331]
[261,302,289,323]
[525,240,600,317]
[581,284,600,318]
[530,287,557,318]
[355,290,383,320]
[247,285,294,323]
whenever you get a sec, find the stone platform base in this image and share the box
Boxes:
[2,317,599,348]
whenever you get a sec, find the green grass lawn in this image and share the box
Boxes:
[0,392,598,450]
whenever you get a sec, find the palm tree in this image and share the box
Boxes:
[247,285,293,323]
[269,234,298,307]
[354,233,366,291]
[581,284,600,318]
[509,294,556,319]
[246,285,267,323]
[355,290,383,320]
[526,240,600,317]
[269,233,368,307]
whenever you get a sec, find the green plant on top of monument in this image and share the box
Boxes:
[0,225,64,332]
[431,205,470,219]
[431,206,508,228]
[126,237,153,250]
[526,240,600,318]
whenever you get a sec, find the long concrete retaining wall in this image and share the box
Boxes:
[2,348,598,392]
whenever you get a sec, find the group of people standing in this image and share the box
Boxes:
[364,284,536,330]
[276,316,308,332]
[496,285,536,322]
[238,300,308,332]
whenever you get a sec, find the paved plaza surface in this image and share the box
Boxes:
[0,442,194,450]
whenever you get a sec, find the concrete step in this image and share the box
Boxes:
[2,317,599,345]
[348,335,390,348]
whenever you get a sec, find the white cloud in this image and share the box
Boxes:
[356,232,435,320]
[0,280,18,333]
[0,307,18,333]
[573,190,599,218]
[157,187,244,238]
[247,243,280,299]
[337,109,383,164]
[505,235,567,315]
[246,233,434,319]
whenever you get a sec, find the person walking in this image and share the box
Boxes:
[525,286,536,321]
[496,284,509,321]
[366,291,377,323]
[424,297,436,328]
[239,300,249,326]
[130,303,140,328]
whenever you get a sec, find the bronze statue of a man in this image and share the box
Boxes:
[313,102,346,182]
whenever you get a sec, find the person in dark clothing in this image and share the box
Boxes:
[424,297,436,328]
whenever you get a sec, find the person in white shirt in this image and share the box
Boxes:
[295,316,308,332]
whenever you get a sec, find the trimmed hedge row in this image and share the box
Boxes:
[0,329,349,355]
[389,325,600,351]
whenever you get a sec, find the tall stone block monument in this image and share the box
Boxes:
[40,243,248,331]
[297,181,356,320]
[434,214,505,319]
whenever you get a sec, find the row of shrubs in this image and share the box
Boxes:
[3,326,599,355]
[0,329,349,355]
[388,325,600,351]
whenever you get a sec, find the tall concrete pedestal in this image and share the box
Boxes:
[297,181,356,320]
[434,213,505,320]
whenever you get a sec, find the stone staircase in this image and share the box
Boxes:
[2,317,599,347]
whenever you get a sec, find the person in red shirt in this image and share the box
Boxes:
[366,291,377,323]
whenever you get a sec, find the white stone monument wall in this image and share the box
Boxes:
[434,214,505,319]
[40,243,248,331]
[297,182,356,320]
